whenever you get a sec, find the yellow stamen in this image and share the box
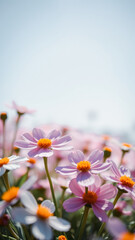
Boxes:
[58,236,67,240]
[27,158,36,164]
[120,175,135,188]
[103,146,112,152]
[83,191,97,204]
[120,232,135,240]
[77,161,91,172]
[0,157,9,167]
[122,143,132,148]
[37,138,52,149]
[37,205,53,219]
[2,187,19,202]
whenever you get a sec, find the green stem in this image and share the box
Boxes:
[119,151,125,166]
[60,188,66,217]
[43,157,58,216]
[77,206,89,240]
[2,121,6,157]
[97,189,123,237]
[3,171,10,190]
[8,223,20,240]
[10,115,21,155]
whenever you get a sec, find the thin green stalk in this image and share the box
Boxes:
[8,224,20,240]
[2,121,6,157]
[77,206,89,240]
[97,189,123,237]
[10,115,21,155]
[3,171,10,190]
[60,188,66,217]
[43,157,58,216]
[119,151,125,166]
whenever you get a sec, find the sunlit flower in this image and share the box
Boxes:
[107,217,135,240]
[113,201,132,216]
[0,155,28,176]
[103,160,135,199]
[11,192,70,240]
[8,101,35,115]
[15,128,72,158]
[56,150,111,186]
[0,176,37,216]
[63,176,116,222]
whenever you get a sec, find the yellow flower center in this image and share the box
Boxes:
[2,187,19,202]
[103,146,112,152]
[37,205,53,219]
[37,138,52,149]
[83,191,97,204]
[58,236,67,240]
[120,175,135,188]
[122,143,132,148]
[77,161,91,172]
[0,157,9,167]
[120,232,135,240]
[27,158,36,164]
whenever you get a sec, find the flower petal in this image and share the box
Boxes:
[107,218,126,238]
[15,141,35,148]
[28,147,40,158]
[47,130,61,140]
[63,197,85,212]
[68,151,84,164]
[41,200,55,213]
[92,204,108,222]
[98,184,117,200]
[21,176,38,191]
[87,150,104,164]
[55,166,77,175]
[69,178,84,197]
[77,171,95,186]
[0,167,6,176]
[119,166,131,177]
[22,133,37,143]
[52,135,71,146]
[32,128,46,140]
[95,200,113,211]
[48,216,71,232]
[11,207,37,224]
[91,162,111,173]
[20,191,37,213]
[32,220,53,240]
[107,160,121,177]
[4,164,20,170]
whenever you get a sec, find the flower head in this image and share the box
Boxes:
[56,150,111,186]
[63,175,117,222]
[0,155,28,177]
[15,128,72,158]
[103,160,135,200]
[11,192,70,240]
[8,101,35,115]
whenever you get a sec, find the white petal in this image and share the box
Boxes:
[48,216,71,232]
[41,200,55,213]
[4,164,20,170]
[11,157,28,163]
[32,220,53,240]
[21,175,38,190]
[0,167,6,176]
[11,207,37,224]
[20,191,37,213]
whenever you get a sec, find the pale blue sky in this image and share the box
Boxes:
[0,0,135,133]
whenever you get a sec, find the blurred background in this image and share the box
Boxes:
[0,0,135,140]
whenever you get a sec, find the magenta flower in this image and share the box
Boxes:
[15,128,72,158]
[63,176,117,222]
[7,101,35,115]
[56,150,111,186]
[103,160,135,199]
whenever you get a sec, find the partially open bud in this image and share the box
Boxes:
[13,146,20,154]
[58,236,67,240]
[103,146,112,161]
[0,112,7,122]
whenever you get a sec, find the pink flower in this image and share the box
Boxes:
[114,201,132,216]
[103,160,135,200]
[63,176,117,222]
[56,150,111,186]
[11,192,70,240]
[15,128,72,158]
[7,101,35,115]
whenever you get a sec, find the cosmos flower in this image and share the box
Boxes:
[11,192,70,240]
[63,176,116,222]
[0,155,28,176]
[0,176,37,216]
[7,101,35,115]
[107,217,135,240]
[56,150,111,186]
[15,128,72,158]
[103,160,135,200]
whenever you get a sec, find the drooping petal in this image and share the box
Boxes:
[41,200,55,213]
[20,191,37,213]
[102,175,120,183]
[87,150,104,164]
[47,130,61,140]
[52,146,73,151]
[0,167,6,176]
[48,216,71,232]
[77,171,95,186]
[107,160,121,177]
[15,141,35,148]
[32,220,53,240]
[11,207,37,224]
[119,166,131,177]
[69,178,84,197]
[38,148,53,158]
[55,166,77,175]
[95,200,113,211]
[28,147,40,158]
[22,133,37,143]
[68,151,84,164]
[91,162,111,174]
[52,135,72,146]
[32,128,46,140]
[4,164,20,170]
[92,204,108,222]
[63,197,85,212]
[98,184,117,200]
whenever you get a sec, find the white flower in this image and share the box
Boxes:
[11,192,71,240]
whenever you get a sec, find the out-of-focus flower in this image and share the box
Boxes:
[103,160,135,200]
[58,235,67,240]
[0,214,10,226]
[0,155,28,176]
[11,192,70,240]
[113,201,132,216]
[0,176,37,216]
[15,128,72,158]
[7,101,35,115]
[0,112,8,122]
[56,150,111,186]
[107,217,135,240]
[63,176,116,222]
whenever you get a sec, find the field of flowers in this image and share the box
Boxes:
[0,101,135,240]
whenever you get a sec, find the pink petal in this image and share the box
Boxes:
[98,184,117,200]
[95,200,113,211]
[47,130,61,140]
[106,218,126,238]
[63,197,85,212]
[91,162,111,173]
[55,166,77,175]
[15,141,36,148]
[32,128,46,140]
[68,151,84,164]
[28,147,40,158]
[52,135,71,146]
[88,175,101,192]
[107,160,121,177]
[92,204,108,222]
[23,133,37,143]
[87,150,104,164]
[119,166,131,177]
[69,178,84,197]
[77,171,95,186]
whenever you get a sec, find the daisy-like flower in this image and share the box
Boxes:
[15,128,72,158]
[56,150,111,186]
[103,160,135,200]
[8,101,35,115]
[11,192,71,240]
[63,176,117,222]
[0,176,37,217]
[107,217,135,240]
[0,155,28,176]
